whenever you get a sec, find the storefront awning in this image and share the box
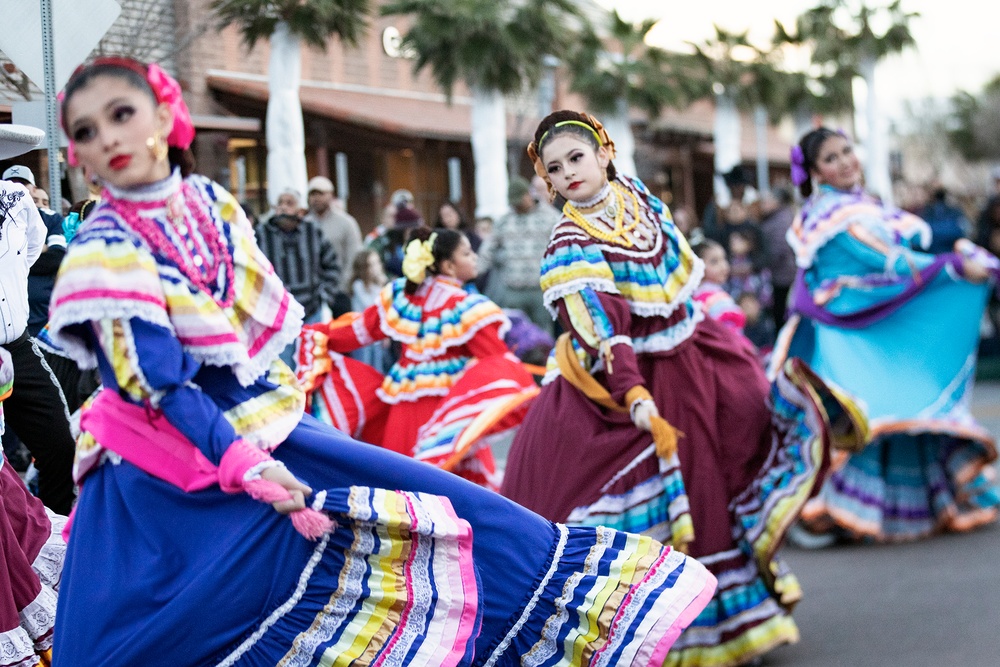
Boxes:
[207,71,475,143]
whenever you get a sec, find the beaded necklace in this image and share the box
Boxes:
[563,181,641,247]
[106,181,236,309]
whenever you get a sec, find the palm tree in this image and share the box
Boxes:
[212,0,371,206]
[688,26,759,204]
[947,76,1000,162]
[567,11,692,178]
[382,0,582,219]
[789,0,918,204]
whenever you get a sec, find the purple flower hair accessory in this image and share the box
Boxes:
[790,145,809,186]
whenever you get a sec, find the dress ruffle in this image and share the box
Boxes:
[541,176,704,322]
[54,419,715,666]
[478,524,714,667]
[377,278,510,361]
[49,174,304,388]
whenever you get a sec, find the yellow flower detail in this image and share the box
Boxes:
[402,234,436,284]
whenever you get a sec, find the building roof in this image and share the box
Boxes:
[207,70,477,142]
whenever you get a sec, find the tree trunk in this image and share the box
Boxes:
[266,22,308,208]
[859,54,893,206]
[471,86,509,219]
[754,104,769,194]
[601,98,637,179]
[713,91,741,206]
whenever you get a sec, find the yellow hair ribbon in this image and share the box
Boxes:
[402,234,437,284]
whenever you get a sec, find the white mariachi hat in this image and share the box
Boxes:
[0,124,44,161]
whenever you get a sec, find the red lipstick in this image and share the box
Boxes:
[109,154,131,171]
[568,181,582,190]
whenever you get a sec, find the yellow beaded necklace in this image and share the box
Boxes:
[563,182,641,247]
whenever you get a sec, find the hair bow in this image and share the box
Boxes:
[402,234,437,284]
[62,212,81,243]
[146,63,195,151]
[790,145,809,186]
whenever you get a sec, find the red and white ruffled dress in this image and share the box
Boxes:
[297,275,538,489]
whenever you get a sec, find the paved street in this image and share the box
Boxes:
[769,380,1000,667]
[497,381,1000,666]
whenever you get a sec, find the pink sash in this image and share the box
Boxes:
[81,389,220,492]
[70,390,333,542]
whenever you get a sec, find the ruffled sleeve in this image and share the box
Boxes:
[539,230,619,318]
[87,317,239,463]
[48,219,173,370]
[49,219,240,463]
[553,287,644,405]
[377,278,510,360]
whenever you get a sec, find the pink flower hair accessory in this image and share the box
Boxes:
[146,63,195,151]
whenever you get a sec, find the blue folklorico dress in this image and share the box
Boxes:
[46,170,715,666]
[769,184,1000,540]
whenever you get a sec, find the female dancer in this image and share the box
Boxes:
[0,124,66,667]
[500,111,867,667]
[770,127,1000,542]
[296,227,538,489]
[49,57,715,666]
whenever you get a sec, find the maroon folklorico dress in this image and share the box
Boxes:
[0,348,65,667]
[500,175,866,666]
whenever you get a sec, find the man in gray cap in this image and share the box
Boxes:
[303,176,362,309]
[478,175,560,332]
[0,125,76,514]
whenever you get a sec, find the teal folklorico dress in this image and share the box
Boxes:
[770,184,1000,541]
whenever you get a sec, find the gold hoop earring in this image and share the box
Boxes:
[146,132,168,162]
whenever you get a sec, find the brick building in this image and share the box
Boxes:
[1,0,793,230]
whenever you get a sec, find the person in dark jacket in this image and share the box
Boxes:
[255,189,342,366]
[920,185,970,254]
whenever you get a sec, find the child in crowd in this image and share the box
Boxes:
[737,292,776,354]
[692,239,746,332]
[725,228,773,310]
[348,248,392,373]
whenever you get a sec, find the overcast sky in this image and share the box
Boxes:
[601,0,999,120]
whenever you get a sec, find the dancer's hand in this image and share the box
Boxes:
[962,257,990,283]
[632,401,660,432]
[261,466,313,514]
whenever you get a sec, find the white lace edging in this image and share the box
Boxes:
[47,299,175,370]
[482,524,569,667]
[631,307,704,354]
[242,459,285,482]
[352,315,374,346]
[32,508,66,591]
[215,533,330,667]
[232,300,305,387]
[0,626,35,667]
[376,384,451,404]
[543,278,621,318]
[185,301,304,388]
[18,586,57,640]
[625,254,704,321]
[604,335,633,348]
